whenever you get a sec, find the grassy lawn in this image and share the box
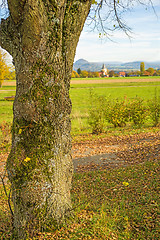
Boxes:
[0,91,16,124]
[69,161,159,240]
[0,86,16,90]
[1,160,159,239]
[70,83,160,109]
[71,81,160,88]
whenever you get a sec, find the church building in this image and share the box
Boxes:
[100,64,109,77]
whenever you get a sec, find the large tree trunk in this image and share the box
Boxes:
[0,0,92,238]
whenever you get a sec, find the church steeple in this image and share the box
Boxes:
[101,64,108,76]
[102,64,106,69]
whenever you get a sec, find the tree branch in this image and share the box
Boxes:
[87,0,156,38]
[113,0,131,36]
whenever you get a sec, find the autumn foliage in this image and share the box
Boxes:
[0,49,15,87]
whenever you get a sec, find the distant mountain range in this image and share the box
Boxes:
[73,59,160,72]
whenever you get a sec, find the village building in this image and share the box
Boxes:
[119,71,126,77]
[99,64,109,77]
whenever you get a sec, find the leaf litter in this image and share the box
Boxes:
[0,131,159,239]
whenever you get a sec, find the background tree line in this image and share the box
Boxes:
[72,68,100,78]
[140,62,160,76]
[72,66,160,78]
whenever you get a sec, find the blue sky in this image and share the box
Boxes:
[0,0,160,64]
[75,1,160,63]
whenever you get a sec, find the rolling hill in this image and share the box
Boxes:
[73,59,160,72]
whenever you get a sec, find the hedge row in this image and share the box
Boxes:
[88,91,160,134]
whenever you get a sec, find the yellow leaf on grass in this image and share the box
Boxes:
[18,129,22,134]
[24,157,31,162]
[123,181,129,186]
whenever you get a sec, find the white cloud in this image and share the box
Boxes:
[75,43,160,62]
[75,31,160,62]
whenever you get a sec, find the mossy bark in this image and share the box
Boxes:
[0,0,92,238]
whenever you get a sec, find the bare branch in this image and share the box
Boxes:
[113,0,132,36]
[88,0,155,38]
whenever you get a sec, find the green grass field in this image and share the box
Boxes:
[0,91,16,124]
[0,79,160,133]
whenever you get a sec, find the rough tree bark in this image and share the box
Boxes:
[0,0,92,238]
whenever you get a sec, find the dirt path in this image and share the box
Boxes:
[2,81,16,86]
[2,78,160,87]
[71,78,160,84]
[0,132,159,184]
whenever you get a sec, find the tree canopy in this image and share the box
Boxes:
[140,62,145,75]
[0,49,7,86]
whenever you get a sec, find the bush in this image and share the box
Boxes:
[106,99,129,127]
[88,91,106,134]
[148,91,160,126]
[129,98,147,127]
[88,90,160,134]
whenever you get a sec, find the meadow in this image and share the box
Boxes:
[0,78,160,239]
[70,79,160,134]
[1,78,160,133]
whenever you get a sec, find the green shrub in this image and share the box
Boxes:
[88,90,160,133]
[129,98,147,127]
[148,90,160,126]
[88,91,106,134]
[106,99,129,128]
